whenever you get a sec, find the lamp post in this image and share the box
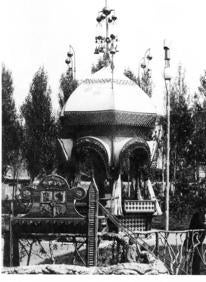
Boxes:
[138,49,152,77]
[163,40,171,231]
[65,45,76,80]
[138,48,152,97]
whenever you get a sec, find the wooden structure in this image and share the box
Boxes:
[4,174,99,267]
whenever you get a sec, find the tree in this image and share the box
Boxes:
[91,55,109,74]
[167,68,206,225]
[198,70,206,108]
[124,69,140,85]
[21,67,57,180]
[169,66,193,183]
[140,68,152,97]
[56,69,78,178]
[189,70,206,180]
[2,65,23,176]
[124,67,152,97]
[58,72,78,110]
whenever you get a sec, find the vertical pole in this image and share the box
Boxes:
[162,149,165,192]
[9,177,15,266]
[70,45,76,80]
[111,54,114,90]
[68,45,76,80]
[166,80,170,231]
[155,231,159,257]
[73,50,76,81]
[9,214,13,266]
[105,3,109,56]
[9,215,19,267]
[164,40,171,232]
[3,231,10,266]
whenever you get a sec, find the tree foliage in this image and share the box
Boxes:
[91,58,107,74]
[2,65,23,175]
[91,53,109,74]
[198,70,206,108]
[124,69,140,84]
[21,67,57,179]
[189,113,206,173]
[156,68,206,227]
[124,68,152,97]
[91,55,153,97]
[169,182,206,228]
[58,72,78,110]
[189,70,206,172]
[169,66,194,181]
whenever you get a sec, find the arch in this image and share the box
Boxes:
[73,136,110,177]
[119,137,151,168]
[119,137,151,176]
[38,174,70,190]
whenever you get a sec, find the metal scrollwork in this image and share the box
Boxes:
[15,186,34,214]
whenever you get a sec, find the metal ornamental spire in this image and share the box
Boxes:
[65,45,76,80]
[94,0,118,89]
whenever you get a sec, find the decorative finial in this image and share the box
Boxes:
[94,0,118,88]
[65,45,76,80]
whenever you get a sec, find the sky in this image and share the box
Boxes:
[1,0,206,115]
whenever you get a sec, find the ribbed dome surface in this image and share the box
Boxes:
[63,66,157,114]
[62,66,157,128]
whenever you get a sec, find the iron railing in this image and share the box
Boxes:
[99,203,206,274]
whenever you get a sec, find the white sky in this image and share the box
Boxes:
[1,0,206,115]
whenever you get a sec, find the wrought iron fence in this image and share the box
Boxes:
[134,229,206,274]
[2,211,206,274]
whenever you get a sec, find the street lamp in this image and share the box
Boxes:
[138,48,152,77]
[163,40,171,231]
[65,45,76,80]
[138,48,153,97]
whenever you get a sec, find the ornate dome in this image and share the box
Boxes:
[62,66,157,127]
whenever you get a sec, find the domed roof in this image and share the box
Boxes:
[62,66,157,127]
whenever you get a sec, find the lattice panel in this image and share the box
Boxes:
[124,200,155,213]
[119,216,147,232]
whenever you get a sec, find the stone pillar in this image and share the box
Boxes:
[86,179,99,267]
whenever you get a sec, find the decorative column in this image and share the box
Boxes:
[86,179,99,266]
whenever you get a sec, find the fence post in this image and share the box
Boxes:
[9,215,19,267]
[155,232,159,257]
[9,214,13,267]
